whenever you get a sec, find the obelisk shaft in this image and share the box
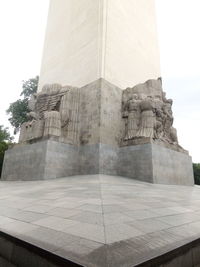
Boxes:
[39,0,160,90]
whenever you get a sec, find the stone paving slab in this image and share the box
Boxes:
[0,175,200,266]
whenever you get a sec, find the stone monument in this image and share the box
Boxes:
[2,0,194,185]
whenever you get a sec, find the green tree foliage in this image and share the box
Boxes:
[193,163,200,185]
[20,76,39,98]
[7,76,39,133]
[0,125,13,143]
[0,126,13,177]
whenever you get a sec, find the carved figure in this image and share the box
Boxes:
[19,84,80,144]
[153,95,164,139]
[44,111,61,137]
[136,97,155,138]
[123,94,141,140]
[122,79,179,146]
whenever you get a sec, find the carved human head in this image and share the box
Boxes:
[132,94,138,100]
[155,95,162,100]
[166,99,173,105]
[139,93,146,100]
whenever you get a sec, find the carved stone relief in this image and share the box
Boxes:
[19,78,179,149]
[19,84,79,145]
[121,79,179,146]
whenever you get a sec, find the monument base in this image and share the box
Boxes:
[1,79,194,185]
[1,140,79,181]
[2,139,194,185]
[118,142,194,186]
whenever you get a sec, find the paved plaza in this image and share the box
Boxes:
[0,175,200,266]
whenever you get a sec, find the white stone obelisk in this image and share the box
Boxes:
[2,0,194,186]
[39,0,160,90]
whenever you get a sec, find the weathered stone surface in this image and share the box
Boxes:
[99,144,119,176]
[79,144,100,175]
[121,78,179,147]
[100,80,123,146]
[0,175,200,266]
[2,140,194,185]
[2,141,47,181]
[2,78,194,185]
[19,78,181,150]
[1,140,79,181]
[118,143,194,185]
[20,79,122,147]
[79,80,101,145]
[118,144,154,183]
[79,79,122,146]
[19,84,79,145]
[152,144,194,185]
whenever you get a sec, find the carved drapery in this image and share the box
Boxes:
[122,79,179,146]
[19,84,79,145]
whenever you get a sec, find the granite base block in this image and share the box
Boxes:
[118,143,194,186]
[2,141,194,185]
[79,144,100,175]
[152,144,194,185]
[2,141,47,181]
[79,143,118,176]
[99,144,119,176]
[1,140,79,181]
[118,144,153,183]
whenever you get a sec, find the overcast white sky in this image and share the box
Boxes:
[0,0,199,162]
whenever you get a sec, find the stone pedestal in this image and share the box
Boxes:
[2,139,194,185]
[2,140,78,181]
[1,78,194,185]
[118,142,194,186]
